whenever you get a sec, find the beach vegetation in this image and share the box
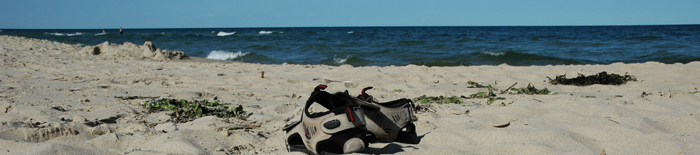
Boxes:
[144,98,245,123]
[464,92,504,105]
[393,89,404,93]
[510,83,550,95]
[548,71,637,86]
[465,81,507,105]
[470,91,497,98]
[487,97,506,105]
[468,81,493,89]
[583,96,596,98]
[690,91,699,94]
[467,81,496,97]
[414,95,463,104]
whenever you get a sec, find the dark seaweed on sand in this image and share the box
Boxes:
[414,95,463,104]
[548,71,637,86]
[511,84,550,95]
[145,98,245,123]
[465,81,506,105]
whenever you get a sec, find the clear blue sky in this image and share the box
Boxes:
[1,0,699,29]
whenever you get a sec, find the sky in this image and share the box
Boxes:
[1,0,699,29]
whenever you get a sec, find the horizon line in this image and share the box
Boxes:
[2,24,699,30]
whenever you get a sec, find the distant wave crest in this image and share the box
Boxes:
[49,32,65,36]
[206,50,249,60]
[479,51,506,56]
[216,31,235,36]
[66,32,84,36]
[49,32,84,36]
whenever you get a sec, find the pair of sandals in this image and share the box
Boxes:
[283,85,419,154]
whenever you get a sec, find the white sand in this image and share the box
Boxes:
[1,35,699,154]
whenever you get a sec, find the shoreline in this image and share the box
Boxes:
[1,35,699,154]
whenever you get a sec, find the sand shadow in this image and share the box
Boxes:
[84,115,121,127]
[365,132,428,154]
[366,143,414,154]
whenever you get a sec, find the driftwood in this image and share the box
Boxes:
[114,96,158,100]
[500,82,518,94]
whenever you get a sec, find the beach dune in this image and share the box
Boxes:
[1,35,699,154]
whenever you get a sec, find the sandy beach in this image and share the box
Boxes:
[1,35,699,154]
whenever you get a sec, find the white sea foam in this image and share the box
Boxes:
[480,51,506,56]
[206,50,249,60]
[95,32,107,36]
[66,32,84,36]
[216,31,235,36]
[347,31,354,34]
[49,32,84,36]
[333,55,349,64]
[258,31,273,34]
[75,43,85,47]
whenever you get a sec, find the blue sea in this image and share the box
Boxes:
[2,25,700,66]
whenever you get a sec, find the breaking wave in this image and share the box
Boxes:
[205,50,249,60]
[216,31,235,36]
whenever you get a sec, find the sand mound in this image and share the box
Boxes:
[0,35,187,61]
[79,41,188,61]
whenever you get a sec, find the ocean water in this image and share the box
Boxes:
[2,25,700,66]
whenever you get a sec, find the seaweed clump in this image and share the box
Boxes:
[414,95,463,104]
[464,81,506,105]
[465,81,497,99]
[510,84,550,95]
[467,81,492,89]
[548,71,637,86]
[145,98,245,123]
[463,91,506,105]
